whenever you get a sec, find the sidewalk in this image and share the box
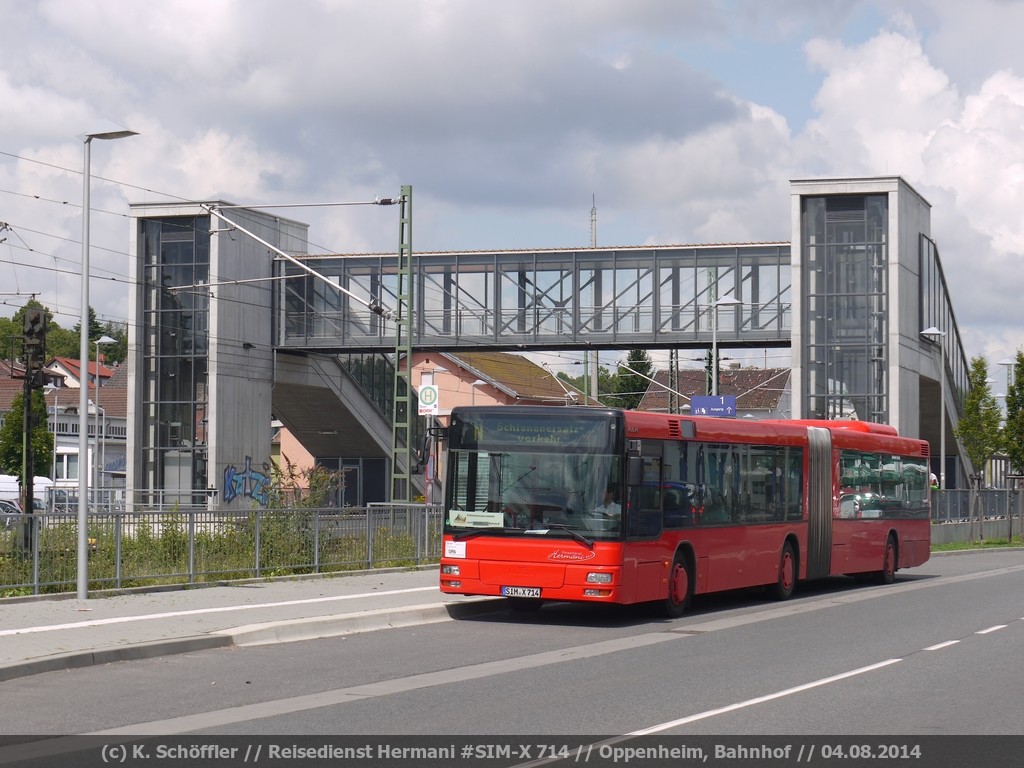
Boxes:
[0,568,501,683]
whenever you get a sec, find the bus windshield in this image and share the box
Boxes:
[444,409,623,540]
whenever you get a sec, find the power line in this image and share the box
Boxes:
[3,148,795,371]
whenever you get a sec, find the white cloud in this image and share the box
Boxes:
[802,27,959,178]
[791,16,1024,364]
[3,0,1024,369]
[924,70,1024,253]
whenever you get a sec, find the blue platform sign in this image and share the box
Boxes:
[690,395,737,417]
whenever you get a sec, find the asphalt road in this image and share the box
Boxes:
[2,549,1022,746]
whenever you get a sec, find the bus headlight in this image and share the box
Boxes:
[586,572,613,584]
[441,564,461,576]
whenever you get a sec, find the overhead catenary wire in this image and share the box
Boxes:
[201,203,396,321]
[617,361,691,403]
[2,149,792,374]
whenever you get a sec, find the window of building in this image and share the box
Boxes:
[139,216,210,505]
[802,194,889,423]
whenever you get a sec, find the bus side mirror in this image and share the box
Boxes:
[627,455,644,487]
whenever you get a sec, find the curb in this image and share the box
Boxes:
[0,597,503,683]
[0,635,232,684]
[221,598,504,646]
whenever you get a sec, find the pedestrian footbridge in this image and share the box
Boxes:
[133,176,971,506]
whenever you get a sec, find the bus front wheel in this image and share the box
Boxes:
[661,553,692,618]
[769,542,797,600]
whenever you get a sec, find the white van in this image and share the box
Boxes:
[0,474,52,511]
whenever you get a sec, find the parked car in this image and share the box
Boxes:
[0,498,22,529]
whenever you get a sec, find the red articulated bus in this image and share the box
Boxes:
[439,406,931,616]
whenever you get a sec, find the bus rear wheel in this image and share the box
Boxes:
[769,542,797,601]
[877,535,897,584]
[661,553,691,618]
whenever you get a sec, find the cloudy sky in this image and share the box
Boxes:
[1,0,1023,383]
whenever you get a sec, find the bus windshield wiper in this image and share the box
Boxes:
[531,523,594,549]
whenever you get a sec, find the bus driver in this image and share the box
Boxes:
[593,487,621,517]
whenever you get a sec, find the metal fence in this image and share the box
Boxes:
[3,493,1020,597]
[1,504,444,596]
[931,488,1022,523]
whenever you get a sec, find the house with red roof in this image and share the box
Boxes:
[637,365,792,418]
[45,356,115,390]
[0,357,127,505]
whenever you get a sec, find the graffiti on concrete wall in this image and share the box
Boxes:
[223,456,272,506]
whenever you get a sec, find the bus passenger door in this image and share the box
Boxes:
[623,451,668,603]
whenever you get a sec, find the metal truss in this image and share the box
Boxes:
[277,243,793,353]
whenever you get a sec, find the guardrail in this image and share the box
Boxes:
[1,505,444,596]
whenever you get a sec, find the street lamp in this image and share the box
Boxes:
[93,335,115,494]
[78,125,137,600]
[470,379,486,405]
[921,327,947,489]
[44,384,61,485]
[711,295,742,397]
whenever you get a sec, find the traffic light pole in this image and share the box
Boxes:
[21,367,34,550]
[21,307,46,551]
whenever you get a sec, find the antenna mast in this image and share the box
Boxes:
[590,194,597,248]
[587,195,599,402]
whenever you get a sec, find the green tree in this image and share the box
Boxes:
[44,325,80,359]
[953,355,1003,543]
[2,301,90,361]
[557,365,617,405]
[1002,350,1024,542]
[1001,350,1024,473]
[0,389,54,478]
[5,300,48,364]
[0,313,17,363]
[72,306,105,345]
[613,349,654,410]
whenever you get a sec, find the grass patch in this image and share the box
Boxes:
[931,536,1024,552]
[1,511,438,595]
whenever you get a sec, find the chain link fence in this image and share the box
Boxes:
[1,504,443,596]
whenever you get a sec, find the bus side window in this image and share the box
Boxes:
[663,488,692,528]
[662,442,692,528]
[786,448,804,521]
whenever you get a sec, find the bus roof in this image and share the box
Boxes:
[761,419,899,436]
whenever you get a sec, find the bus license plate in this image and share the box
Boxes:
[502,586,541,598]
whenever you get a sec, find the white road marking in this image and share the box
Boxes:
[976,624,1007,634]
[89,633,683,736]
[0,586,438,637]
[627,659,903,735]
[924,640,960,650]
